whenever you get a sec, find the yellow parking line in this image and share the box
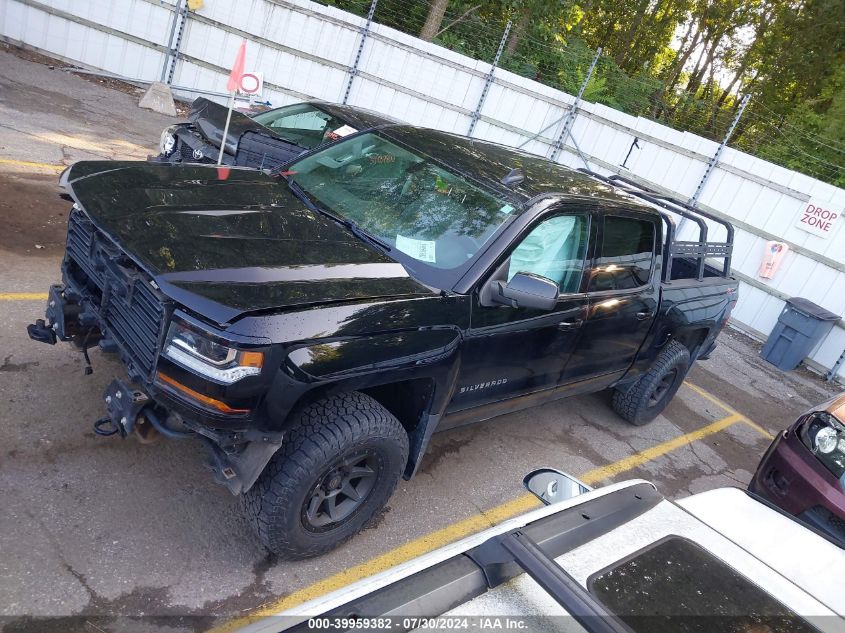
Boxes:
[580,412,743,482]
[211,411,744,633]
[737,418,776,440]
[212,494,543,633]
[684,381,775,440]
[0,158,64,172]
[0,293,49,301]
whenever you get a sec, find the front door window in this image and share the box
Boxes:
[508,214,589,294]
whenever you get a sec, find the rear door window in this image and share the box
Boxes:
[589,215,655,291]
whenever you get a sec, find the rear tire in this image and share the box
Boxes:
[243,392,408,560]
[612,341,690,426]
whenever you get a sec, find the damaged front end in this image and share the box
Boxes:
[27,204,283,495]
[95,377,283,495]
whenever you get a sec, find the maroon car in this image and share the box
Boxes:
[750,393,845,546]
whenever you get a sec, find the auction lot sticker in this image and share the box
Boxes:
[396,234,436,262]
[795,198,841,239]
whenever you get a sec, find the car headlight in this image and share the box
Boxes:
[159,126,177,156]
[802,413,845,481]
[163,321,263,384]
[815,426,839,454]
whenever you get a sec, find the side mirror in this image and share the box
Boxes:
[523,468,591,506]
[490,272,559,311]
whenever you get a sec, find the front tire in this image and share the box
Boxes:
[612,341,690,426]
[243,392,408,560]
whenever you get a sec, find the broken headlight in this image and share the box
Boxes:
[160,126,177,156]
[163,321,263,384]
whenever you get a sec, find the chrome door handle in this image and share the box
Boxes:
[636,311,654,321]
[558,319,583,331]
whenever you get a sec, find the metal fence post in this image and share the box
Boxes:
[467,20,511,137]
[673,93,751,236]
[826,348,845,382]
[342,0,378,105]
[160,0,188,85]
[549,47,601,162]
[689,93,750,207]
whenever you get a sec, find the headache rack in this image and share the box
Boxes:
[579,170,734,282]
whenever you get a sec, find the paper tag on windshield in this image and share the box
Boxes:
[396,235,436,263]
[331,124,358,138]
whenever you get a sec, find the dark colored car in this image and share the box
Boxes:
[750,394,845,545]
[28,125,737,559]
[155,97,395,169]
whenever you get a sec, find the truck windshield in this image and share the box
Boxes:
[286,132,519,287]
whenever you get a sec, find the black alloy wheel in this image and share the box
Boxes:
[648,368,679,408]
[611,341,690,426]
[243,391,408,559]
[303,451,380,531]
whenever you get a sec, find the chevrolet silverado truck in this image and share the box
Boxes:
[27,125,738,559]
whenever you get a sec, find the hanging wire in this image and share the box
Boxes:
[750,98,845,155]
[735,109,845,175]
[754,99,845,155]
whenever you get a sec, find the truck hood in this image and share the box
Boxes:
[61,161,431,324]
[189,97,274,155]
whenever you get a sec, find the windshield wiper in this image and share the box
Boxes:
[285,177,391,252]
[344,221,392,252]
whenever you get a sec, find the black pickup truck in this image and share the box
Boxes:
[28,125,737,559]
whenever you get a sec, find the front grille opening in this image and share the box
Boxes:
[66,258,103,305]
[64,209,166,378]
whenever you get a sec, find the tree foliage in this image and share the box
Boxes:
[324,0,845,185]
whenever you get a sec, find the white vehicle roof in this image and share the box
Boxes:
[678,487,845,613]
[241,480,845,633]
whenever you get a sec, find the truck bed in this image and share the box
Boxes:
[669,256,726,281]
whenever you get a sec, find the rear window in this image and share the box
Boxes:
[589,215,655,291]
[589,537,817,633]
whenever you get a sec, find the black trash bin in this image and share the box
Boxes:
[760,298,840,371]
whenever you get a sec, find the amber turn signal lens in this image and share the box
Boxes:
[156,372,250,415]
[239,351,264,368]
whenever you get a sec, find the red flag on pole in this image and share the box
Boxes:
[218,41,246,165]
[226,40,247,92]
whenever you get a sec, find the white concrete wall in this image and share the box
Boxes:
[2,0,844,379]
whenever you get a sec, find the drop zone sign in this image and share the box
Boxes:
[796,199,841,239]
